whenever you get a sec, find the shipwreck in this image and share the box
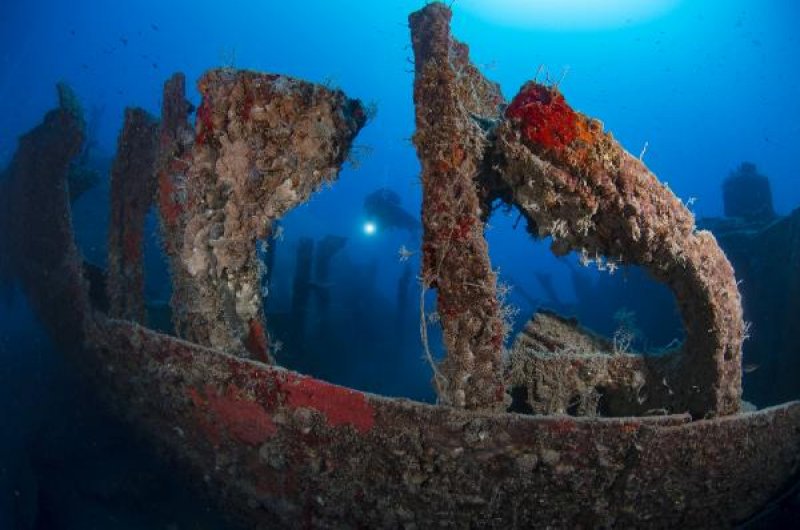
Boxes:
[0,4,798,528]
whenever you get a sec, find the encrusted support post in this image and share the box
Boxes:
[0,84,90,348]
[409,4,508,410]
[495,81,744,416]
[154,73,195,338]
[107,107,159,323]
[178,69,365,360]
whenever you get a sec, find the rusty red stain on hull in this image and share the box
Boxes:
[188,384,277,446]
[185,356,376,440]
[547,417,577,435]
[244,318,271,363]
[281,374,375,434]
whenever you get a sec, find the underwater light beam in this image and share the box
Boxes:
[457,0,681,29]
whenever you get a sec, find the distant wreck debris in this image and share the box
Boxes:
[0,83,90,349]
[107,107,159,324]
[511,311,665,417]
[290,237,314,344]
[154,69,366,361]
[313,234,347,311]
[410,3,744,418]
[723,161,776,222]
[702,167,800,408]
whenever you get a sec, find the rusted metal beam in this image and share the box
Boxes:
[495,81,745,417]
[410,3,744,418]
[154,73,196,339]
[175,69,365,361]
[107,107,159,323]
[409,3,508,411]
[0,84,90,349]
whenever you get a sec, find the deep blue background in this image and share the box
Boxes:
[1,0,798,324]
[2,0,798,214]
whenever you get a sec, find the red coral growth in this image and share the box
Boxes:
[239,89,254,122]
[490,327,504,349]
[621,422,640,435]
[188,384,277,447]
[195,98,214,145]
[506,83,578,151]
[436,293,461,319]
[283,375,375,433]
[453,215,473,241]
[186,386,222,445]
[157,174,182,226]
[547,417,577,435]
[122,230,142,262]
[494,383,506,402]
[244,318,270,362]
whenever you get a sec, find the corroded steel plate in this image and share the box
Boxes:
[87,318,800,529]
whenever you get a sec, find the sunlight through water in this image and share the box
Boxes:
[457,0,681,29]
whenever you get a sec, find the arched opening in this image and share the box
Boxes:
[262,167,438,403]
[486,203,686,417]
[485,203,683,355]
[142,207,173,334]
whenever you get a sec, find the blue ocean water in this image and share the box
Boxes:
[1,0,799,527]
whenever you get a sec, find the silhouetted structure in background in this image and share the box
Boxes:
[289,237,314,346]
[723,162,775,222]
[313,234,347,310]
[701,164,800,407]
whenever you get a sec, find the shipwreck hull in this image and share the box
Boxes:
[2,13,798,529]
[86,318,800,529]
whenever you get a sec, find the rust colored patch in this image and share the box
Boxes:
[244,318,270,362]
[453,214,473,241]
[547,418,577,435]
[195,98,214,145]
[282,375,375,433]
[187,386,222,446]
[122,230,142,262]
[157,173,182,226]
[621,422,640,434]
[574,115,601,145]
[188,384,277,446]
[239,88,255,122]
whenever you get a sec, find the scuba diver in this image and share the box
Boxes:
[362,187,420,237]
